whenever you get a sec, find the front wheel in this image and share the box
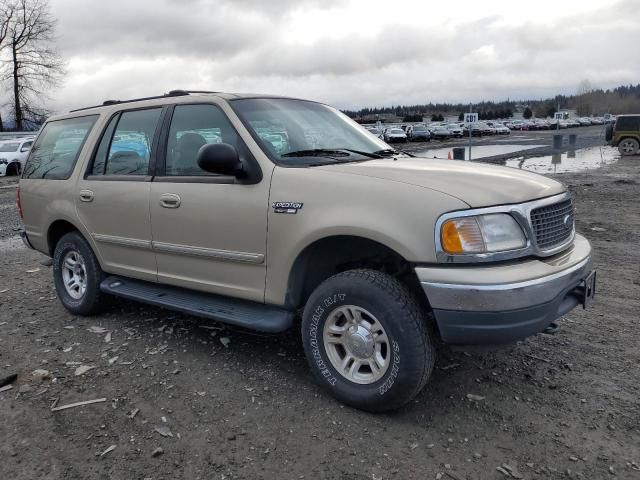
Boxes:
[301,269,435,412]
[618,138,639,156]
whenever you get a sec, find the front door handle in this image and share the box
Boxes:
[79,189,94,202]
[159,193,181,209]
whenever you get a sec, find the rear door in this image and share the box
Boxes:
[75,107,164,281]
[149,103,270,302]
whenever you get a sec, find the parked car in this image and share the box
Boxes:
[365,127,384,139]
[428,125,451,140]
[384,127,408,143]
[463,122,483,136]
[19,90,596,412]
[406,125,431,141]
[577,117,592,126]
[606,114,640,155]
[444,124,464,138]
[506,120,528,131]
[491,123,511,135]
[475,122,496,135]
[0,137,34,176]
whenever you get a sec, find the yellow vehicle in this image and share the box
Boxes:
[606,114,640,155]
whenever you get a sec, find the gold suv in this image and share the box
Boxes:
[19,91,596,411]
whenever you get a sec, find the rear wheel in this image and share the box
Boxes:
[618,138,639,156]
[53,231,107,315]
[301,269,435,412]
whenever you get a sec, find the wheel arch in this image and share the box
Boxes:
[284,235,424,310]
[47,219,89,258]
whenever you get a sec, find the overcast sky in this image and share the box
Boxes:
[41,0,640,112]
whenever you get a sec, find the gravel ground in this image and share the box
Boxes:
[1,129,639,480]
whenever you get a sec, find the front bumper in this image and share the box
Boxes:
[417,234,593,345]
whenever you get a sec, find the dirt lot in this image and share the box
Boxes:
[1,135,639,479]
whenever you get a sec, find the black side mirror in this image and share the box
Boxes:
[196,143,243,176]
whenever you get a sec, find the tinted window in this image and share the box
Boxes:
[165,104,243,176]
[23,115,98,179]
[616,116,640,131]
[21,141,33,151]
[93,108,161,176]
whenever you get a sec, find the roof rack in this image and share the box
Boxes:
[69,90,219,113]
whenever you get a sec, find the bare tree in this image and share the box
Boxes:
[0,0,16,131]
[3,0,64,130]
[576,79,594,117]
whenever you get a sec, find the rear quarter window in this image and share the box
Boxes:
[23,115,98,179]
[616,116,640,131]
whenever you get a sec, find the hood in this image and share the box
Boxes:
[318,157,565,208]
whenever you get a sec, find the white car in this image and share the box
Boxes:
[384,127,407,143]
[489,122,511,135]
[0,137,34,176]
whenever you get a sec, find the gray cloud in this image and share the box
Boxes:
[33,0,640,112]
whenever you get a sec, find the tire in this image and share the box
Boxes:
[618,138,639,156]
[53,231,107,315]
[301,269,435,412]
[604,124,613,142]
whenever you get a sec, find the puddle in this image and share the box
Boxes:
[505,146,618,174]
[415,144,545,160]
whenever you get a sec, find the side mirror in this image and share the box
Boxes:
[196,143,243,176]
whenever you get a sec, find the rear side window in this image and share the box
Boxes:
[616,116,640,131]
[91,108,162,176]
[22,115,98,179]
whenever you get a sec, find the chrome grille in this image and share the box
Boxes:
[530,198,574,250]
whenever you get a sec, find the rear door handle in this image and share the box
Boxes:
[159,193,181,209]
[79,189,94,202]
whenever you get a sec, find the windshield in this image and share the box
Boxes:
[0,143,20,152]
[230,98,389,165]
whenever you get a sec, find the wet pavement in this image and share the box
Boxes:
[505,146,619,174]
[414,144,546,160]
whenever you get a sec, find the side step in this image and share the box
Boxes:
[100,276,294,333]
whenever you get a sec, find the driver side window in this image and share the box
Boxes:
[165,104,241,176]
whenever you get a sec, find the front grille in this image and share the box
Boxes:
[530,198,574,250]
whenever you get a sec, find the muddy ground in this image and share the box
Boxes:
[1,129,639,479]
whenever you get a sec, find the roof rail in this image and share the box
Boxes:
[69,90,219,113]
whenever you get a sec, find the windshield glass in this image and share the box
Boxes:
[230,98,389,165]
[0,143,20,152]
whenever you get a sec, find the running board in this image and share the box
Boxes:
[100,276,294,333]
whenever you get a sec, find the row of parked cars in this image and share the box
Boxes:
[365,115,609,142]
[505,116,608,131]
[366,121,511,143]
[0,135,35,176]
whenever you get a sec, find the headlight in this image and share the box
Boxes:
[440,213,526,254]
[0,159,7,165]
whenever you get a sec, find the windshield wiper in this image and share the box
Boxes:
[282,148,383,159]
[281,149,350,158]
[373,148,416,158]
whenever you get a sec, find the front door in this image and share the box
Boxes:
[149,103,271,302]
[76,107,164,282]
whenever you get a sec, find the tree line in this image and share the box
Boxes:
[0,0,63,131]
[345,83,640,121]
